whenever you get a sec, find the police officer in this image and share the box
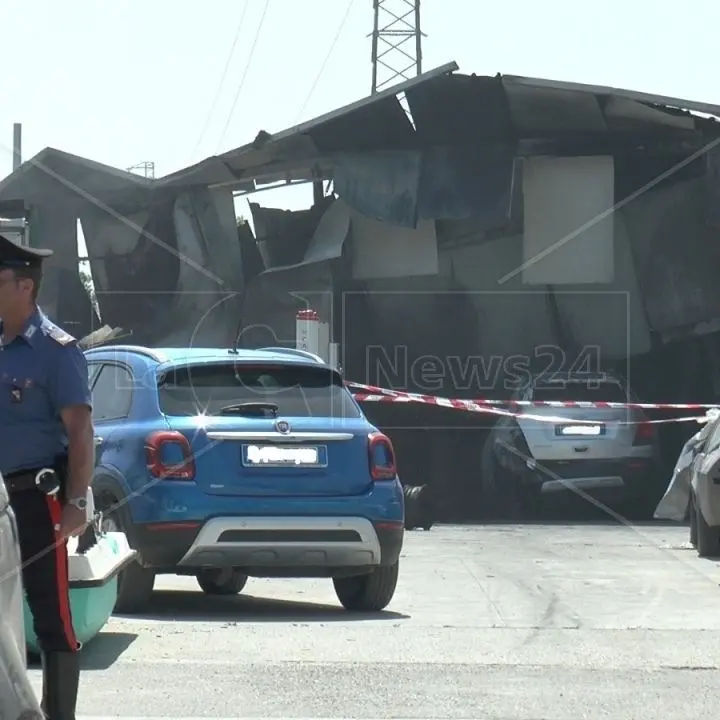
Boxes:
[0,235,94,720]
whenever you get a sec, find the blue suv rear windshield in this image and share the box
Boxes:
[157,363,361,418]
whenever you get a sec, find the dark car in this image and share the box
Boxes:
[0,473,44,719]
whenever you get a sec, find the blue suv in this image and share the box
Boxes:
[85,345,404,614]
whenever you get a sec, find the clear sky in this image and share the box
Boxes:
[1,0,718,215]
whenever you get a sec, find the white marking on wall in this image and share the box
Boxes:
[522,156,615,285]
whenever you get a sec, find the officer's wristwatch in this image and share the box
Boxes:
[67,496,88,511]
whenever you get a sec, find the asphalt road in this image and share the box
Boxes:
[28,522,720,719]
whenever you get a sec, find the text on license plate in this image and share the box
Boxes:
[556,424,605,436]
[242,444,325,467]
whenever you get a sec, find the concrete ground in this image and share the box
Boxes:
[29,522,720,719]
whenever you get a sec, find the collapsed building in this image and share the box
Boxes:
[2,61,720,517]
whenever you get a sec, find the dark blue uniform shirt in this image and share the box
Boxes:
[0,308,91,475]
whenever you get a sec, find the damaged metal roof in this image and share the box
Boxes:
[2,61,719,211]
[167,65,720,192]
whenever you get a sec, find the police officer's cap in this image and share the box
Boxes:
[0,234,52,270]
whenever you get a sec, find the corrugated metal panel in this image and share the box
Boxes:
[553,213,652,358]
[504,82,607,135]
[404,74,513,145]
[334,150,423,226]
[501,75,720,119]
[623,176,720,334]
[603,96,696,132]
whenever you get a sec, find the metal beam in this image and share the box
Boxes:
[274,60,457,143]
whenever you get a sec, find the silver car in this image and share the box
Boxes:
[0,473,44,719]
[481,373,663,519]
[688,412,720,557]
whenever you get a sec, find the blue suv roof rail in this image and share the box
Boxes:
[84,344,167,363]
[259,346,325,364]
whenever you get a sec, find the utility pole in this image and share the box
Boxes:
[2,124,28,246]
[12,123,22,170]
[370,0,423,94]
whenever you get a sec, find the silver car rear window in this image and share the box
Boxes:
[532,380,627,403]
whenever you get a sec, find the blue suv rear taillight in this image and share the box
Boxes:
[146,430,196,480]
[368,432,397,481]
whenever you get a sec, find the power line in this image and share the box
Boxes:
[216,0,271,152]
[293,0,356,125]
[187,0,249,163]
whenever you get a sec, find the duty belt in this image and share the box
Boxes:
[4,466,61,495]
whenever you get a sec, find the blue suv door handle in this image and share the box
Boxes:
[94,436,104,446]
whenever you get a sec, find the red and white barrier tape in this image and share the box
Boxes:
[347,382,715,426]
[346,380,720,411]
[351,392,707,425]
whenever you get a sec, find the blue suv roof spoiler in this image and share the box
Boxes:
[84,344,168,363]
[259,347,326,364]
[84,344,332,368]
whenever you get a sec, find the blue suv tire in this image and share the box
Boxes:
[196,568,248,595]
[333,561,399,612]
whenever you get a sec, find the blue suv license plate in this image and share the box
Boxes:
[241,444,328,468]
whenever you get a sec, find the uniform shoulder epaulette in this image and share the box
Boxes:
[40,319,76,346]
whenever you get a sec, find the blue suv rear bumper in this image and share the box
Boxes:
[121,479,404,578]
